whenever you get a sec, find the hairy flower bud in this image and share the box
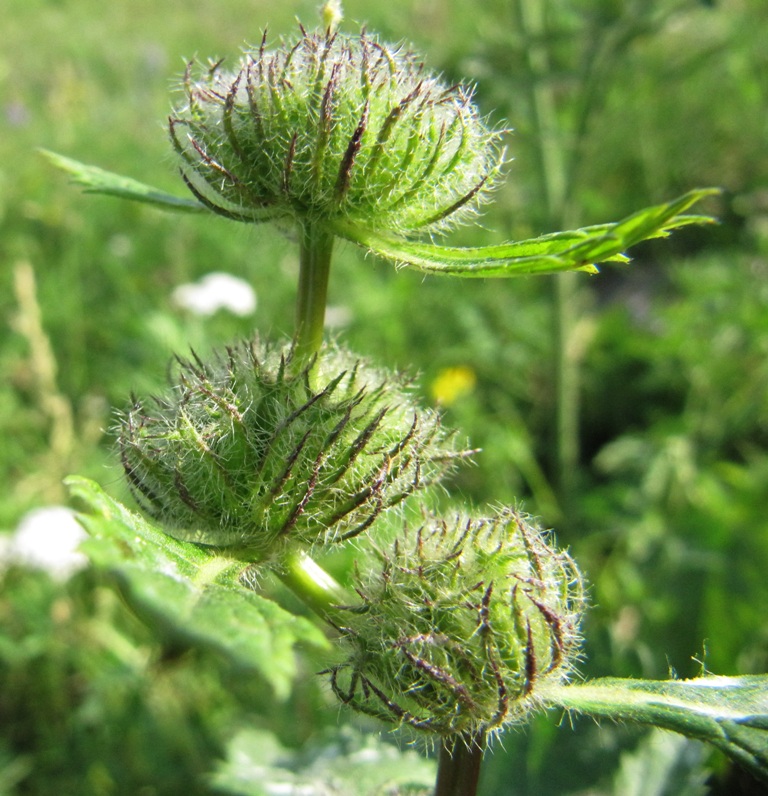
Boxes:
[326,509,584,737]
[117,339,460,555]
[170,27,503,235]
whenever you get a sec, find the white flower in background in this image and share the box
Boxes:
[172,272,257,317]
[3,506,88,581]
[324,304,353,329]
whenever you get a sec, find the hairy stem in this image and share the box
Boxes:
[277,548,355,626]
[294,221,335,369]
[434,731,486,796]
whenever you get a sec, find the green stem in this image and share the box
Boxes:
[276,548,355,626]
[512,3,671,511]
[294,220,335,369]
[434,731,486,796]
[513,0,579,511]
[552,269,579,505]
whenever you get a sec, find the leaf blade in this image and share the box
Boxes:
[331,188,719,277]
[543,675,768,784]
[41,149,206,213]
[65,476,329,699]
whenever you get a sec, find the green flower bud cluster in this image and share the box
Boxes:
[107,15,590,753]
[325,509,584,737]
[117,339,459,556]
[170,27,504,235]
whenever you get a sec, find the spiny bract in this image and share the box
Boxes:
[117,339,460,556]
[170,27,504,235]
[326,509,585,737]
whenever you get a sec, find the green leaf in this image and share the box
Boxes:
[543,675,768,784]
[42,149,716,280]
[331,189,719,277]
[210,726,435,795]
[65,476,329,699]
[41,150,205,213]
[42,150,716,279]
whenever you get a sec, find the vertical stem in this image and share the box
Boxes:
[513,0,579,511]
[294,220,335,368]
[514,0,567,221]
[552,270,579,505]
[434,731,486,796]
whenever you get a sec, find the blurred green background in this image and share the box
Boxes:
[2,0,767,793]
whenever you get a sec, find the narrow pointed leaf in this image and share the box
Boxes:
[42,150,205,213]
[543,675,768,784]
[331,188,719,277]
[65,476,328,699]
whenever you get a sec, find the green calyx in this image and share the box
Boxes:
[326,509,585,737]
[117,339,460,556]
[170,27,504,236]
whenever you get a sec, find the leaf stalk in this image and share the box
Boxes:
[276,548,355,627]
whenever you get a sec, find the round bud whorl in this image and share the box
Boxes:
[170,27,504,235]
[326,509,585,737]
[117,339,461,556]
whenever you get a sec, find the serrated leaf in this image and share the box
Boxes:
[42,150,205,213]
[43,150,717,278]
[65,476,329,699]
[543,674,768,784]
[331,189,719,277]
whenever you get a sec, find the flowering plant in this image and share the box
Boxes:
[48,5,767,794]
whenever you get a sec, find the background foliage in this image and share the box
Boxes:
[1,0,767,793]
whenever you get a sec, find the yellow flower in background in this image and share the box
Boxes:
[430,365,477,406]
